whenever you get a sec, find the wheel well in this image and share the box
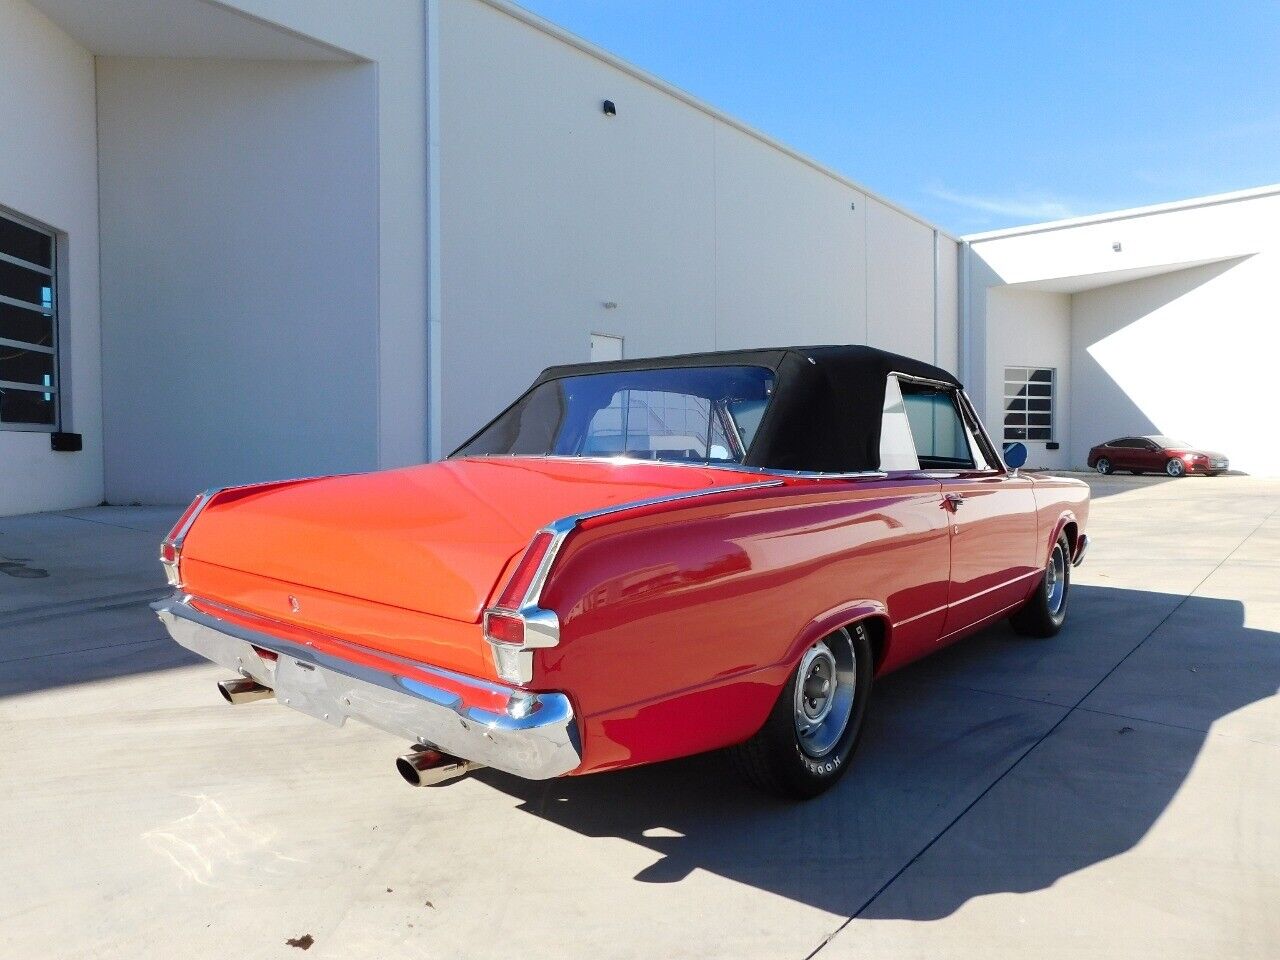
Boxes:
[1060,521,1078,555]
[849,616,889,672]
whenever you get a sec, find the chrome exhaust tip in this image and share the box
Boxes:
[217,677,274,704]
[395,748,484,787]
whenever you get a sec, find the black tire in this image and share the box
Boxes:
[1010,533,1071,638]
[730,622,873,800]
[1095,458,1113,475]
[1165,458,1186,478]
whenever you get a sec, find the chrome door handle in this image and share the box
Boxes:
[944,493,965,510]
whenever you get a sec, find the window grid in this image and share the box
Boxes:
[1003,366,1054,442]
[0,207,58,431]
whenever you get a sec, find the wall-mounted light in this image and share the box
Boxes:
[1112,242,1122,252]
[602,99,617,117]
[602,301,618,309]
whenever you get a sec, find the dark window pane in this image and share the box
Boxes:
[1029,369,1054,383]
[1027,427,1052,440]
[1026,382,1052,396]
[1028,397,1051,411]
[0,345,54,387]
[1005,426,1028,440]
[1028,413,1051,426]
[0,302,53,346]
[0,386,55,425]
[0,259,52,308]
[1004,397,1027,411]
[0,217,52,268]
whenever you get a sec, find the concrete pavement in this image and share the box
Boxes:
[0,475,1276,959]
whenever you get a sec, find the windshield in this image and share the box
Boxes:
[1149,436,1190,448]
[453,365,775,465]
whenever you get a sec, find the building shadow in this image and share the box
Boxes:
[1069,257,1251,468]
[474,585,1279,920]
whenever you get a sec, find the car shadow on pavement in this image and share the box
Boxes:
[475,585,1280,921]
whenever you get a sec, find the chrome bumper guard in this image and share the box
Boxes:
[1072,533,1090,567]
[153,594,581,780]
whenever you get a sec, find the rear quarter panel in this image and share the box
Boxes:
[1028,473,1090,565]
[536,477,950,773]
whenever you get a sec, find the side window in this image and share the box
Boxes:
[900,384,977,470]
[879,375,920,471]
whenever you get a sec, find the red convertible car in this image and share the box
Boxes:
[1088,435,1229,477]
[155,346,1089,799]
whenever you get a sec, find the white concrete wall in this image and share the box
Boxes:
[935,235,960,371]
[215,0,430,471]
[866,198,937,363]
[0,0,102,516]
[435,0,957,450]
[97,58,380,503]
[983,287,1072,470]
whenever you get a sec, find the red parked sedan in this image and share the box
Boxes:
[1088,435,1229,477]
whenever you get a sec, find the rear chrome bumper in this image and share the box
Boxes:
[153,593,581,780]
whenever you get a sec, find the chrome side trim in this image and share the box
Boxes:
[484,478,786,683]
[525,478,787,607]
[168,488,222,550]
[154,594,582,780]
[892,568,1043,630]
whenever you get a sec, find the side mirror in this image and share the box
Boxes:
[1003,441,1028,471]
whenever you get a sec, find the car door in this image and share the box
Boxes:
[1135,438,1164,471]
[897,377,1039,643]
[1109,437,1138,470]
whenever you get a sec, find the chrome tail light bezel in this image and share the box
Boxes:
[159,488,221,588]
[482,519,573,685]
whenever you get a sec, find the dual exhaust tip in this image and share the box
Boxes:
[395,748,484,787]
[217,677,273,704]
[215,678,483,787]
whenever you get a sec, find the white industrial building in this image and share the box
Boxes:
[0,0,1274,517]
[963,184,1280,477]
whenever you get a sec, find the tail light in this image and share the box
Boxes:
[483,528,565,684]
[160,491,216,588]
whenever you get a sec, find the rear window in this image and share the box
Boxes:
[454,365,775,465]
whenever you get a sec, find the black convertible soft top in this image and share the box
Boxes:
[508,344,962,474]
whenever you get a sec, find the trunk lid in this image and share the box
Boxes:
[180,457,761,624]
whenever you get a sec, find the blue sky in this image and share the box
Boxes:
[516,1,1280,235]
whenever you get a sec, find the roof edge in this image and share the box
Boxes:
[474,0,956,241]
[963,182,1280,243]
